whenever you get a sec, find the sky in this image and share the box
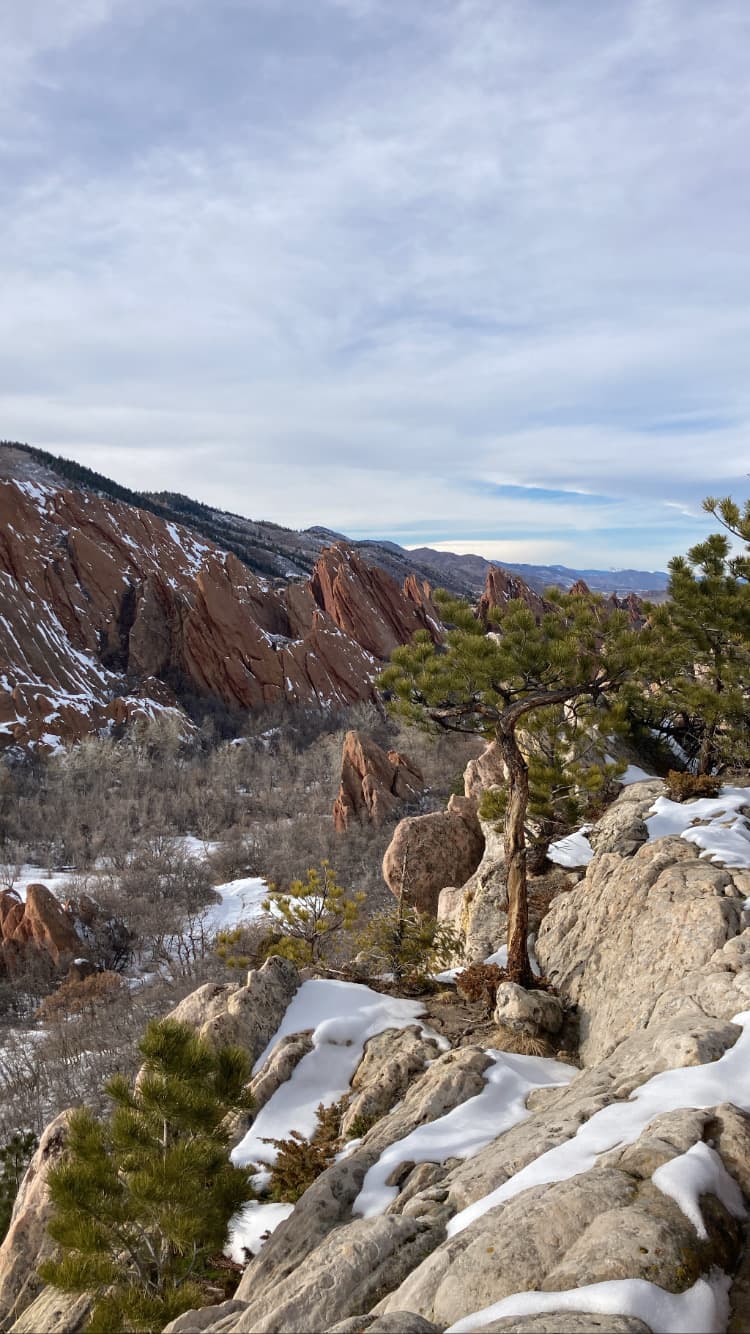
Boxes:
[2,0,749,570]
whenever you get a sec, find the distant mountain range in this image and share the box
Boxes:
[3,441,669,600]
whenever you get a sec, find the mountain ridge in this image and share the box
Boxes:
[2,441,668,599]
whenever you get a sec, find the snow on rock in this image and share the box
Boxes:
[621,763,655,784]
[446,1271,732,1334]
[353,1049,574,1218]
[646,786,750,869]
[548,827,594,868]
[447,1009,750,1238]
[231,980,428,1171]
[651,1141,746,1239]
[227,1200,294,1262]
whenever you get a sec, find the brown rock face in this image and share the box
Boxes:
[478,567,548,623]
[0,884,80,973]
[382,797,485,915]
[0,479,441,749]
[332,730,424,832]
[310,545,441,660]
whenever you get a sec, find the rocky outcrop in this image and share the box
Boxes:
[310,546,441,661]
[167,955,300,1060]
[478,567,549,624]
[536,833,748,1065]
[0,480,441,750]
[0,885,80,974]
[333,731,424,833]
[0,1113,87,1333]
[463,739,506,800]
[382,798,484,915]
[587,780,661,857]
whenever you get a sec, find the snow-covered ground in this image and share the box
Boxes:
[1,864,75,902]
[203,876,269,935]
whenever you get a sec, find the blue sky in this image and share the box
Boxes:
[2,0,749,569]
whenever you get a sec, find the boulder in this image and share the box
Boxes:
[587,780,662,857]
[383,801,484,915]
[167,955,299,1059]
[494,983,564,1036]
[250,1031,314,1112]
[341,1026,442,1137]
[333,731,423,833]
[0,885,80,973]
[6,1288,91,1333]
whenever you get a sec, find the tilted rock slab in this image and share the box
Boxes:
[333,730,424,833]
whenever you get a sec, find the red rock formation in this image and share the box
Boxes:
[310,545,441,659]
[0,884,80,972]
[382,794,485,915]
[332,730,423,832]
[0,479,442,749]
[478,567,549,624]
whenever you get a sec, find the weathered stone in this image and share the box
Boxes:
[0,1112,72,1330]
[327,1314,440,1333]
[167,955,299,1059]
[341,1026,442,1138]
[463,740,506,800]
[0,885,80,974]
[587,780,662,857]
[383,806,484,916]
[536,837,744,1064]
[440,1307,652,1332]
[6,1289,91,1334]
[380,1108,745,1328]
[333,731,423,833]
[478,568,549,624]
[0,477,442,750]
[250,1031,314,1111]
[494,983,564,1036]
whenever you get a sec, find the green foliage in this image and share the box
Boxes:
[643,524,750,774]
[259,1099,345,1204]
[663,770,722,803]
[39,1019,255,1333]
[262,861,365,965]
[356,896,464,986]
[380,585,643,984]
[0,1130,37,1242]
[478,702,625,867]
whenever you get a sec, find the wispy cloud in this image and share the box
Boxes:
[1,0,748,566]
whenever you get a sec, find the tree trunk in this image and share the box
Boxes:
[497,723,533,988]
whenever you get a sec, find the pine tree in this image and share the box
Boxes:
[262,861,365,966]
[380,588,642,986]
[645,526,750,774]
[39,1019,254,1333]
[355,891,464,986]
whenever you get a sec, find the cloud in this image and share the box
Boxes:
[0,0,748,567]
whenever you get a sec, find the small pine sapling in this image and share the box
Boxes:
[262,861,365,966]
[39,1018,255,1333]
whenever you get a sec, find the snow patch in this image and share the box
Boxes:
[446,1272,732,1334]
[651,1141,746,1239]
[353,1049,574,1218]
[647,786,750,869]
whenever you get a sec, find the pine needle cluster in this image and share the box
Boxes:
[262,861,365,965]
[260,1099,346,1203]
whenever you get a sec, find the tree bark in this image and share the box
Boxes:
[497,722,533,988]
